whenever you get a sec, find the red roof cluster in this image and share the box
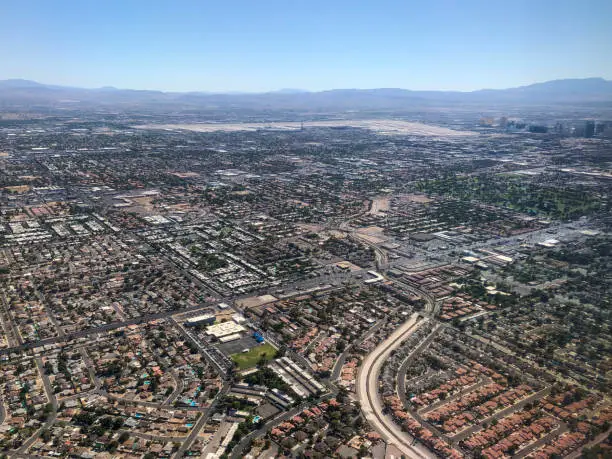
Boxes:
[527,431,586,458]
[383,395,463,458]
[481,417,557,458]
[463,409,539,451]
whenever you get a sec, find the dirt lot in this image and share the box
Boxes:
[369,196,390,215]
[398,193,433,203]
[135,120,476,137]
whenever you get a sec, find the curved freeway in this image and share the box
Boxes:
[325,204,391,273]
[389,278,437,316]
[348,231,389,272]
[356,314,434,459]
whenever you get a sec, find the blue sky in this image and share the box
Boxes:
[1,0,611,92]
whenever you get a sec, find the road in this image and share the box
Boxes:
[79,346,101,390]
[349,232,389,272]
[0,302,213,357]
[33,287,66,340]
[467,330,591,391]
[322,204,390,273]
[356,313,434,459]
[391,279,437,316]
[450,387,551,442]
[173,383,230,458]
[418,379,489,417]
[396,324,442,405]
[229,390,340,459]
[565,426,612,459]
[171,317,231,376]
[230,405,306,459]
[0,291,23,347]
[16,357,59,454]
[165,371,184,405]
[514,423,568,459]
[330,319,387,382]
[94,388,209,412]
[0,399,5,426]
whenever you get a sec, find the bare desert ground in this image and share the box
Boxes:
[369,196,390,215]
[134,119,476,137]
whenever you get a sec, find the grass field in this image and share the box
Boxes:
[231,343,278,369]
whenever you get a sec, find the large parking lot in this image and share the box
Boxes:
[218,334,262,356]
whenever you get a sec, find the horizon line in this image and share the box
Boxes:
[1,76,610,95]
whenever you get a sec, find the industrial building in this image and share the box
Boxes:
[205,321,246,338]
[185,313,216,327]
[268,357,325,398]
[266,388,295,409]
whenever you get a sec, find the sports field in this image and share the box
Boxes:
[231,343,278,369]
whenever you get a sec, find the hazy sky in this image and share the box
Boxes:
[2,0,611,92]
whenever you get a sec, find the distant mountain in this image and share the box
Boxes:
[0,78,611,111]
[269,88,310,94]
[504,77,612,94]
[0,78,48,89]
[472,78,612,102]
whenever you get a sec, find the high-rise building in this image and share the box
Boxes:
[529,125,548,133]
[554,122,565,135]
[585,121,595,138]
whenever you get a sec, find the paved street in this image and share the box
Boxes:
[173,383,230,458]
[565,427,612,459]
[514,423,568,459]
[15,357,59,454]
[451,387,552,442]
[331,319,386,382]
[0,303,212,357]
[356,313,434,459]
[396,324,442,406]
[230,405,305,459]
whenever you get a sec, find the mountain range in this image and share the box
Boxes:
[1,78,611,111]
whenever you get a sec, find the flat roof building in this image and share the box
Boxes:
[185,313,216,326]
[205,321,246,338]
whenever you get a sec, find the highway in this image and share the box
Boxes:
[349,231,389,272]
[356,313,435,459]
